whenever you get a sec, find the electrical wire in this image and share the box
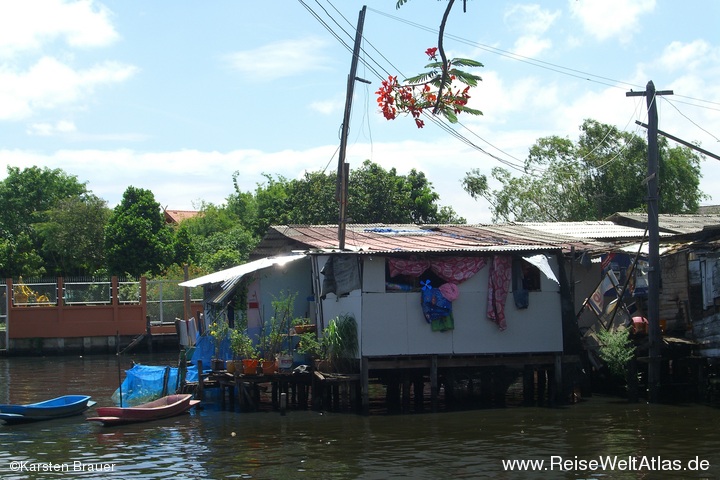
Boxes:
[661,97,720,144]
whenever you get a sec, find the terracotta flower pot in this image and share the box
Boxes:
[242,359,259,374]
[261,360,277,375]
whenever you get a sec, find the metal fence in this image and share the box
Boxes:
[146,279,203,325]
[7,277,202,327]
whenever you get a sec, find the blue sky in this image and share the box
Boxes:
[1,0,719,223]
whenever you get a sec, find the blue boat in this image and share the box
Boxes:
[0,395,96,424]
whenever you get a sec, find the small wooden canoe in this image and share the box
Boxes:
[0,395,96,424]
[87,394,200,426]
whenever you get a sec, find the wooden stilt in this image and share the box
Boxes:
[430,355,438,413]
[361,357,369,415]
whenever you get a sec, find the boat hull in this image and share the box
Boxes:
[0,396,95,424]
[87,394,199,426]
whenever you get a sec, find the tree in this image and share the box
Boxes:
[104,186,175,276]
[0,166,89,278]
[348,160,464,223]
[35,195,110,276]
[248,161,464,229]
[462,119,707,222]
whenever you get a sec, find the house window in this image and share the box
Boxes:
[515,259,541,292]
[385,262,417,292]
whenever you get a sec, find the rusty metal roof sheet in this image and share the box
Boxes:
[260,224,607,255]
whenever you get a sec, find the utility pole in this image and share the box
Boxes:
[337,6,370,250]
[626,80,673,403]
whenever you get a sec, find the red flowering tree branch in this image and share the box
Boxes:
[376,47,483,128]
[383,0,482,128]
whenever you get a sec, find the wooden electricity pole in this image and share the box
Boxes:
[626,80,673,403]
[337,6,369,250]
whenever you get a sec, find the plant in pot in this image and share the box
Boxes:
[258,290,297,374]
[208,319,229,371]
[295,330,327,367]
[324,314,359,373]
[291,317,317,335]
[230,328,258,374]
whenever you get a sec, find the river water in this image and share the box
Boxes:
[1,352,720,479]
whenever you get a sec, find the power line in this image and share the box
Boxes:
[661,97,720,144]
[367,6,720,134]
[366,7,643,92]
[303,1,529,173]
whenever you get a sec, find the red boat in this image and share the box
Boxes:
[87,394,200,426]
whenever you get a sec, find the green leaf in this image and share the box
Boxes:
[450,58,484,68]
[450,69,482,87]
[458,105,483,116]
[404,72,438,85]
[443,109,458,123]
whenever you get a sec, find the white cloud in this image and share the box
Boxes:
[310,96,344,115]
[0,0,118,58]
[569,0,655,43]
[0,57,137,120]
[504,4,560,57]
[658,40,715,73]
[27,120,77,136]
[223,37,332,81]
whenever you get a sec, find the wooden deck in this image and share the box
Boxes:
[180,353,583,414]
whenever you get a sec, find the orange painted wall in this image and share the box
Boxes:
[7,277,148,339]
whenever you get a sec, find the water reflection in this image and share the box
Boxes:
[1,353,720,479]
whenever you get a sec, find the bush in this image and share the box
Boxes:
[597,327,635,379]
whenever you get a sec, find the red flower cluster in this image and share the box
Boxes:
[375,47,478,129]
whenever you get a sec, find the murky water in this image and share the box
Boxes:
[1,353,720,479]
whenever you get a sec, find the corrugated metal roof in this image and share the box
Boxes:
[262,224,604,255]
[607,212,720,235]
[179,254,306,287]
[517,221,672,239]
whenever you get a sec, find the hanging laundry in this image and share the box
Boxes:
[487,255,512,330]
[321,255,361,299]
[421,281,454,331]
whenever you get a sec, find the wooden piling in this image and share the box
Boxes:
[197,360,204,401]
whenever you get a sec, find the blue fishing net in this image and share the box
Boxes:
[111,364,179,407]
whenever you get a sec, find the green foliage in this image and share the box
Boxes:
[463,119,707,222]
[258,290,297,359]
[104,186,175,276]
[325,314,359,373]
[35,195,110,276]
[230,328,258,360]
[295,331,326,358]
[596,327,635,379]
[0,160,460,278]
[0,166,89,277]
[208,320,230,358]
[243,160,463,227]
[172,224,196,267]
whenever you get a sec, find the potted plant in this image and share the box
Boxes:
[208,319,229,371]
[324,314,359,373]
[258,291,297,374]
[295,330,326,363]
[230,328,258,374]
[291,317,317,335]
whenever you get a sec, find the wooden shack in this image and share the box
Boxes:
[185,224,594,411]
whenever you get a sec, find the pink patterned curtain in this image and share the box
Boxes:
[388,256,487,284]
[388,258,431,278]
[487,255,511,331]
[431,257,487,283]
